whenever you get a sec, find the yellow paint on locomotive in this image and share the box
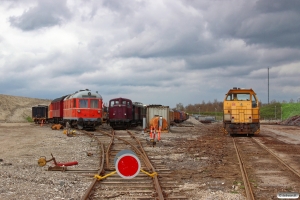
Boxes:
[223,88,260,135]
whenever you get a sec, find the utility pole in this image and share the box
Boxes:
[268,67,269,104]
[275,105,276,120]
[215,108,217,120]
[281,106,282,121]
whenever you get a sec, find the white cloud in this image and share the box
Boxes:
[0,0,300,107]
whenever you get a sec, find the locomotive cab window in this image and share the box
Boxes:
[252,95,258,108]
[226,94,233,101]
[110,101,114,107]
[110,100,121,106]
[91,99,98,108]
[127,101,131,108]
[122,100,126,105]
[79,99,88,108]
[226,93,250,101]
[237,93,250,101]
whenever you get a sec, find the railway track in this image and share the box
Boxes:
[80,129,187,200]
[233,136,300,200]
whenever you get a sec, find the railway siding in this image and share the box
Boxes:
[3,119,300,199]
[81,129,188,199]
[233,136,300,199]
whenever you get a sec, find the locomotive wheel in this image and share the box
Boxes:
[77,118,84,130]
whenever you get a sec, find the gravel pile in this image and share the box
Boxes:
[281,115,300,126]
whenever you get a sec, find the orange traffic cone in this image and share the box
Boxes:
[150,126,153,139]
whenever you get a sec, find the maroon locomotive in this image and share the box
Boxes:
[108,97,146,129]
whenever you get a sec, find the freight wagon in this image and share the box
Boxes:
[32,105,48,124]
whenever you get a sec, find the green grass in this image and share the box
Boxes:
[260,103,300,120]
[26,116,34,122]
[281,103,300,120]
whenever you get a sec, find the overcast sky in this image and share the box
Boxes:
[1,0,300,108]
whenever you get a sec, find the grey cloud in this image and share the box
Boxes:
[186,45,257,70]
[258,48,300,66]
[2,0,300,105]
[237,12,300,48]
[112,18,212,58]
[201,0,300,48]
[102,0,145,15]
[9,0,71,31]
[255,0,300,13]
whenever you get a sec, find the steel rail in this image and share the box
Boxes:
[97,130,164,199]
[252,137,300,178]
[127,130,164,200]
[105,130,115,169]
[232,138,255,200]
[80,131,105,200]
[97,130,152,171]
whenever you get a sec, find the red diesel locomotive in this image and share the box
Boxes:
[108,97,146,129]
[48,89,103,129]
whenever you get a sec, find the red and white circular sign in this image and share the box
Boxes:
[114,150,141,179]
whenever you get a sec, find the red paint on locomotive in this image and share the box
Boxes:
[48,89,103,129]
[48,95,68,124]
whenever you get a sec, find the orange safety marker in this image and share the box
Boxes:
[157,127,161,141]
[150,126,153,139]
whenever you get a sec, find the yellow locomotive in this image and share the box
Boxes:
[223,87,260,136]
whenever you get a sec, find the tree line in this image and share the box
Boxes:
[174,99,223,114]
[174,98,300,115]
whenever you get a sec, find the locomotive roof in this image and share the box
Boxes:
[109,97,132,102]
[51,95,69,103]
[65,89,102,100]
[227,88,256,94]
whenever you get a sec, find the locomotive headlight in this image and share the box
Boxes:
[124,113,126,115]
[249,116,252,122]
[77,110,81,113]
[98,110,101,113]
[113,113,115,115]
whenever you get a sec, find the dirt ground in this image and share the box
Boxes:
[0,120,243,200]
[1,119,300,200]
[1,94,300,199]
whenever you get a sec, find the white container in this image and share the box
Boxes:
[146,105,170,132]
